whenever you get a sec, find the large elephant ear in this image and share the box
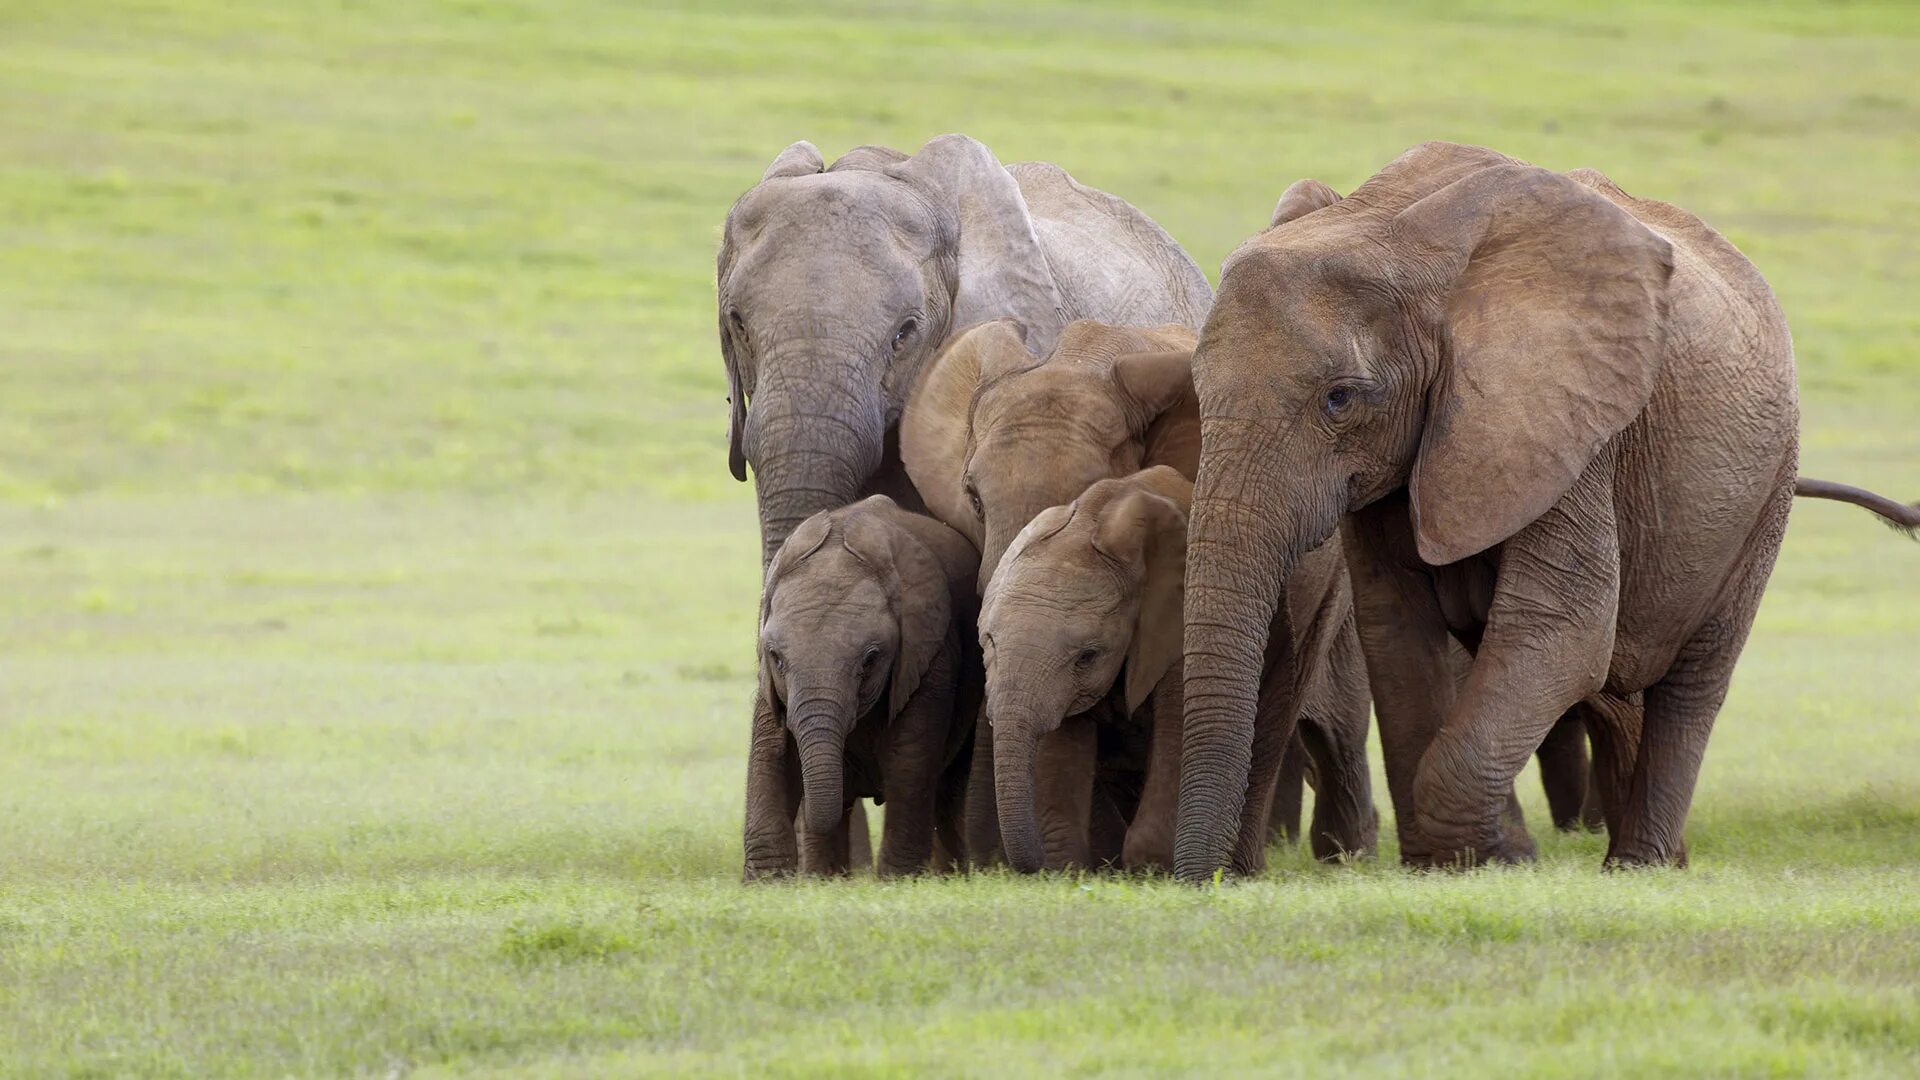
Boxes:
[900,319,1032,546]
[1270,178,1342,228]
[1093,468,1192,713]
[892,135,1069,353]
[1395,164,1673,566]
[840,500,955,720]
[720,306,749,482]
[762,140,824,180]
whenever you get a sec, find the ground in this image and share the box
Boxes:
[2,1,1918,1076]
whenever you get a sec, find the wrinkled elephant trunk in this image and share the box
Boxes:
[742,349,887,564]
[794,720,848,837]
[1174,458,1300,882]
[991,720,1045,873]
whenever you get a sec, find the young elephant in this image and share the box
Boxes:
[744,496,980,878]
[903,318,1378,872]
[981,468,1378,872]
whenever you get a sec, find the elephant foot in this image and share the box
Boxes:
[1603,841,1689,871]
[1419,832,1537,870]
[741,862,799,884]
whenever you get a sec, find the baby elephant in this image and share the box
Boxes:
[979,467,1192,872]
[749,496,980,877]
[982,467,1379,872]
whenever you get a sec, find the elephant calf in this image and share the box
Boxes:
[743,496,980,878]
[980,468,1379,872]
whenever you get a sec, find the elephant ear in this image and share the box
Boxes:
[758,510,833,705]
[1395,164,1673,566]
[1111,345,1196,432]
[762,140,824,180]
[1093,469,1192,713]
[1270,178,1343,228]
[900,319,1032,546]
[841,500,956,719]
[892,135,1069,353]
[720,305,749,482]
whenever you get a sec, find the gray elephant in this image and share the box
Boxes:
[746,496,980,878]
[1172,141,1919,879]
[720,134,1213,876]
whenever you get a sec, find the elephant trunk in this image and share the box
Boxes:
[991,718,1046,873]
[742,345,887,564]
[1174,446,1303,882]
[793,715,849,837]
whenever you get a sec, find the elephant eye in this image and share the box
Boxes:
[728,309,748,339]
[965,482,984,521]
[892,317,917,353]
[859,644,883,673]
[766,647,785,673]
[1324,385,1356,416]
[1075,646,1102,670]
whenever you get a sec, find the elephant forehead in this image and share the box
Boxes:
[977,368,1125,431]
[734,172,939,250]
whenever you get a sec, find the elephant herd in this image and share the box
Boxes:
[721,134,1919,882]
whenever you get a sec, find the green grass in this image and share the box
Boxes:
[2,0,1919,1075]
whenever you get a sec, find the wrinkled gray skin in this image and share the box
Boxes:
[1176,142,1913,879]
[720,135,1210,874]
[718,134,1213,565]
[746,496,980,878]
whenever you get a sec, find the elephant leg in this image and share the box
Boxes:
[1608,484,1786,869]
[963,708,1003,868]
[1090,787,1129,869]
[1411,468,1622,868]
[1035,713,1097,871]
[846,803,873,871]
[931,743,972,872]
[876,695,950,879]
[1267,732,1307,846]
[1123,672,1182,871]
[743,689,802,880]
[1343,503,1464,867]
[1578,692,1642,840]
[1535,711,1591,831]
[1298,620,1377,861]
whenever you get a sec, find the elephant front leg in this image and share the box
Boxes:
[1267,732,1307,846]
[742,689,801,880]
[1298,619,1377,861]
[1123,672,1183,871]
[1035,714,1097,871]
[963,708,1002,868]
[1343,500,1461,867]
[876,689,950,878]
[1413,469,1623,868]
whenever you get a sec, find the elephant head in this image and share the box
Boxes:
[1174,141,1675,879]
[718,135,1073,564]
[978,466,1191,871]
[759,496,970,836]
[901,319,1198,588]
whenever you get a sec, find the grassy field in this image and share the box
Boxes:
[3,0,1919,1075]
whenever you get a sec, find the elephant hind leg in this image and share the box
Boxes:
[1535,711,1592,831]
[1606,482,1789,870]
[1267,734,1307,846]
[1298,621,1378,861]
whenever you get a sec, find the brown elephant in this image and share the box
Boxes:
[979,467,1378,872]
[720,134,1212,868]
[904,319,1376,872]
[1174,141,1917,879]
[744,496,980,878]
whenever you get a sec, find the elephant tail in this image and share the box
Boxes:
[1794,477,1920,539]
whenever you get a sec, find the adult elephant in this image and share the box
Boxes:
[721,134,1213,878]
[1173,142,1918,879]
